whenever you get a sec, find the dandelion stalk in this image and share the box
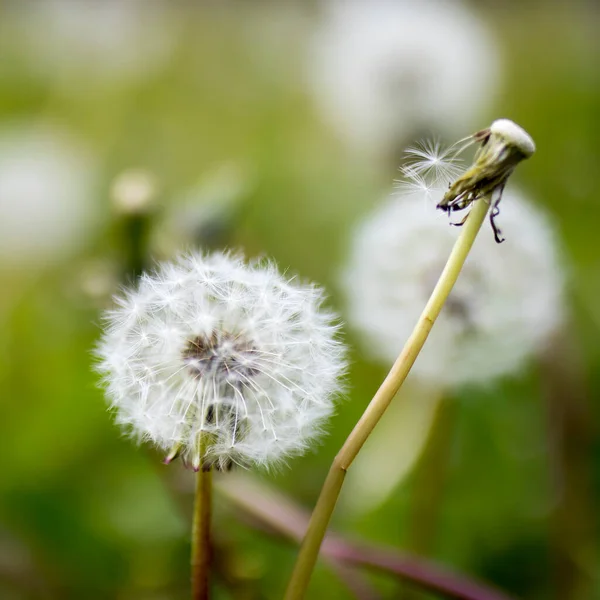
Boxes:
[285,196,490,600]
[191,462,213,600]
[286,116,537,600]
[405,398,456,553]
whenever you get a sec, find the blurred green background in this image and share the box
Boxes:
[0,1,599,599]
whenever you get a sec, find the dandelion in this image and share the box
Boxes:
[9,0,176,87]
[307,1,499,160]
[344,189,561,390]
[286,120,537,599]
[95,252,346,472]
[0,122,100,268]
[339,132,560,536]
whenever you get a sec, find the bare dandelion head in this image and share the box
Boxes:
[436,118,536,242]
[95,252,347,471]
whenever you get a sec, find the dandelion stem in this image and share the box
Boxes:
[402,396,456,599]
[285,197,491,600]
[191,465,213,600]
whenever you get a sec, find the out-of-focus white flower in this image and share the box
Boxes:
[10,0,176,86]
[0,123,100,268]
[342,187,564,388]
[96,252,347,471]
[110,169,158,216]
[308,1,499,159]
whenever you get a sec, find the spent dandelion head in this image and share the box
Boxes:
[95,252,347,472]
[436,118,536,242]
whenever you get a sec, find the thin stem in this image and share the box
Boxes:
[402,396,456,600]
[191,467,213,600]
[285,198,491,600]
[542,328,596,600]
[406,396,456,554]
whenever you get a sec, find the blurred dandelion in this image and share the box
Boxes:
[110,169,158,217]
[307,0,499,160]
[343,189,563,388]
[9,0,176,87]
[95,252,347,472]
[0,122,100,269]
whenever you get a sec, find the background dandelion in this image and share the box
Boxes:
[307,0,499,163]
[0,122,100,269]
[6,0,177,88]
[343,187,564,387]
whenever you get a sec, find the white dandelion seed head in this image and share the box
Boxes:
[0,122,100,268]
[307,0,500,159]
[9,0,176,87]
[490,118,536,157]
[342,188,565,388]
[95,252,347,470]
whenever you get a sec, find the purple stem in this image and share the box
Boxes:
[217,474,515,600]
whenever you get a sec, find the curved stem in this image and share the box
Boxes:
[285,198,491,599]
[191,468,213,600]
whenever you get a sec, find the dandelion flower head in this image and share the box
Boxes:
[96,252,347,470]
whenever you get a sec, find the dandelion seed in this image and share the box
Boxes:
[95,252,347,471]
[394,167,435,204]
[403,139,464,186]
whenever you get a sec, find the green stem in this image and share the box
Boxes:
[191,467,213,600]
[402,396,455,600]
[284,198,491,600]
[406,396,455,555]
[122,213,151,282]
